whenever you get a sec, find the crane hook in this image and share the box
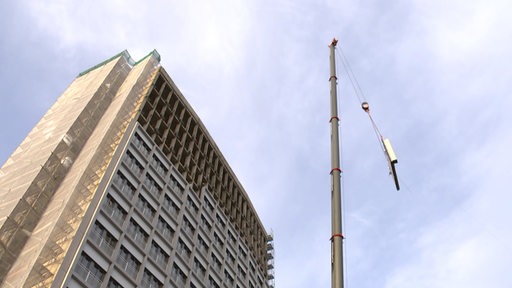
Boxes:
[361,102,370,113]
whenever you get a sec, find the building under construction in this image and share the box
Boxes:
[0,50,275,288]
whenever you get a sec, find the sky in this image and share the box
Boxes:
[1,0,512,287]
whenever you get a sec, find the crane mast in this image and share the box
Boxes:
[329,38,344,288]
[328,36,401,288]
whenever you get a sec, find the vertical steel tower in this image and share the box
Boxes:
[329,38,344,288]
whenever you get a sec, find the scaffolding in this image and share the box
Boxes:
[266,232,275,288]
[0,51,160,287]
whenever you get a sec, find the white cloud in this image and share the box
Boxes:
[22,0,254,68]
[385,113,512,288]
[4,1,512,287]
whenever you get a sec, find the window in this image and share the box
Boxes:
[208,276,220,288]
[134,133,150,155]
[163,194,179,216]
[224,270,234,286]
[169,174,184,193]
[113,171,135,199]
[144,174,162,197]
[126,219,148,247]
[226,249,235,265]
[216,214,226,229]
[75,253,105,287]
[107,278,122,288]
[149,241,169,268]
[142,269,162,288]
[211,253,222,271]
[237,265,247,279]
[156,217,174,239]
[124,151,143,176]
[258,276,264,287]
[103,195,126,226]
[204,196,214,212]
[200,215,212,232]
[170,264,187,287]
[116,246,140,277]
[152,154,168,175]
[228,231,236,244]
[213,233,224,248]
[90,221,117,255]
[193,257,206,278]
[238,245,247,259]
[177,238,192,260]
[186,196,199,215]
[197,235,209,254]
[182,216,195,236]
[135,195,156,220]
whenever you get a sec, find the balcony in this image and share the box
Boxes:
[212,261,221,273]
[193,267,206,281]
[182,225,194,239]
[102,204,125,227]
[112,177,135,200]
[116,256,139,279]
[89,231,115,256]
[74,263,103,287]
[124,157,143,176]
[166,205,179,218]
[147,184,161,198]
[141,278,163,288]
[176,246,191,261]
[156,223,173,239]
[170,272,186,287]
[121,185,135,199]
[149,252,168,269]
[136,203,155,221]
[127,230,147,248]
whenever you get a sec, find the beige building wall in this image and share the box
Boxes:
[0,51,160,287]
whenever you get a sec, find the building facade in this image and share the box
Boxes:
[0,51,275,288]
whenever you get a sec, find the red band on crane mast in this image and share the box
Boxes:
[330,234,345,241]
[329,116,339,123]
[329,75,338,81]
[330,168,342,174]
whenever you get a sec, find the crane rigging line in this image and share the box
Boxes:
[334,42,401,191]
[336,46,367,105]
[335,46,384,149]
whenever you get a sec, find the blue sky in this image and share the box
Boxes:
[1,0,512,287]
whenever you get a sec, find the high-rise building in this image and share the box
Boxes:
[0,50,275,288]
